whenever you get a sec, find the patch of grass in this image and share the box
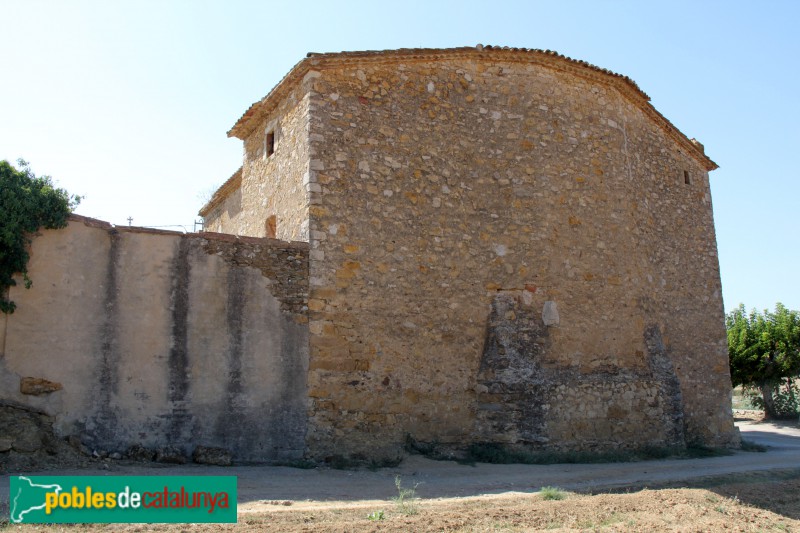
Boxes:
[392,475,421,515]
[740,439,768,452]
[539,486,567,501]
[366,510,385,521]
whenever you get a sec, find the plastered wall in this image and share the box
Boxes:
[0,216,309,461]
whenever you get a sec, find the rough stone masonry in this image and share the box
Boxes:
[206,45,738,460]
[2,46,739,463]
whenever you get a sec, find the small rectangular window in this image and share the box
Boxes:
[684,170,691,185]
[266,131,275,157]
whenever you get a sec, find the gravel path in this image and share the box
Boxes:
[2,419,798,510]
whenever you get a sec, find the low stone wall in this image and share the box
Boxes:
[0,216,309,462]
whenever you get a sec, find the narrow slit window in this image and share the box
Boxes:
[684,170,691,185]
[266,215,277,238]
[266,131,275,158]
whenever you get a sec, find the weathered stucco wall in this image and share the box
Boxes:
[0,216,309,462]
[299,55,737,458]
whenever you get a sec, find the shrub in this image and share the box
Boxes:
[0,159,80,313]
[539,486,567,500]
[743,379,799,419]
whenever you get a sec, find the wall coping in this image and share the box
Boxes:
[67,214,309,250]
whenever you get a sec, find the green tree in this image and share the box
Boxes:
[727,303,800,418]
[0,159,80,314]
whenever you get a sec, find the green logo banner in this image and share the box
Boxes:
[9,476,237,523]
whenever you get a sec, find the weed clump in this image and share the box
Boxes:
[366,510,385,521]
[539,486,567,500]
[392,476,420,515]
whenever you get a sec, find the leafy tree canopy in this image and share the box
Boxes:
[727,303,800,418]
[0,159,80,313]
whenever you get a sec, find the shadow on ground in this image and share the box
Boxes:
[594,468,800,522]
[705,470,800,521]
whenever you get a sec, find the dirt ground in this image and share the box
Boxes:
[217,473,800,532]
[3,473,799,532]
[2,413,799,531]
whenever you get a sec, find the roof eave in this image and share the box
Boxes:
[198,166,243,217]
[226,45,717,171]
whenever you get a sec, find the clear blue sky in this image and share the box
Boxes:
[1,0,798,313]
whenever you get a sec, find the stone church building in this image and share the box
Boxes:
[2,46,738,463]
[200,45,738,458]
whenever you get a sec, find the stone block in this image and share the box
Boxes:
[11,432,42,453]
[192,445,233,466]
[155,446,188,464]
[308,299,326,312]
[20,377,63,395]
[126,444,156,462]
[542,301,560,326]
